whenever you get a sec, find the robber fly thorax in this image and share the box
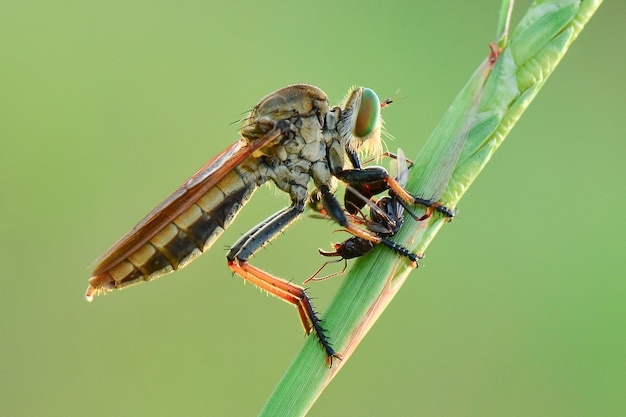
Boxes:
[238,84,382,211]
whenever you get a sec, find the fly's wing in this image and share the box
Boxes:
[88,129,282,297]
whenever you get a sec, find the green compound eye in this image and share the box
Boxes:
[353,88,380,138]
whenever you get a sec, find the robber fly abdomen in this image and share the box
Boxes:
[88,166,261,294]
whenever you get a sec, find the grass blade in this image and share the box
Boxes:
[259,1,602,415]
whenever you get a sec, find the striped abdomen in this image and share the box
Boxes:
[87,166,259,297]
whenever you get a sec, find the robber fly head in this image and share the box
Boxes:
[339,86,384,160]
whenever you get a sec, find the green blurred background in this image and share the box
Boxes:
[1,1,624,416]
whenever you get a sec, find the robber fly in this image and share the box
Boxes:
[86,84,451,364]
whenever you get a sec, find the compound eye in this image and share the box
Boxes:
[353,88,380,138]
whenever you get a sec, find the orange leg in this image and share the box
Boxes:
[384,176,456,221]
[333,167,456,220]
[226,203,342,366]
[228,259,341,366]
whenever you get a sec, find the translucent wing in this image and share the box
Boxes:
[91,129,281,277]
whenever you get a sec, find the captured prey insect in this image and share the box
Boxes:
[307,149,448,281]
[86,84,449,364]
[304,149,456,284]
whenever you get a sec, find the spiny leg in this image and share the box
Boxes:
[228,261,338,365]
[226,203,339,364]
[333,167,456,219]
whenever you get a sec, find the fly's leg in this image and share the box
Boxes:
[226,207,287,260]
[226,202,340,365]
[334,167,456,220]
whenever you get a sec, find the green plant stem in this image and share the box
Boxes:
[258,1,603,416]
